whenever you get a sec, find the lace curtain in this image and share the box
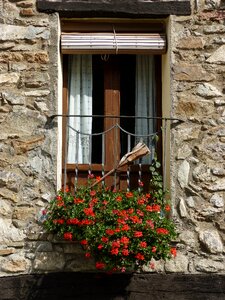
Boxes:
[135,55,156,163]
[67,55,92,163]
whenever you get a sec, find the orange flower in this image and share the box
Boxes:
[116,196,122,202]
[152,204,161,212]
[126,192,133,198]
[96,176,101,182]
[165,204,171,211]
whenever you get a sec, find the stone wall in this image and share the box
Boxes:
[0,1,59,275]
[170,0,225,274]
[0,0,224,278]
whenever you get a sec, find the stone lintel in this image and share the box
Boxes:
[36,0,191,18]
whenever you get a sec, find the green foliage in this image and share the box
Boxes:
[43,165,177,272]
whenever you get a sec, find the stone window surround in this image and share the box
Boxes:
[56,17,172,189]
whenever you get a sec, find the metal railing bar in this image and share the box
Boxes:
[101,134,105,185]
[74,133,79,190]
[49,114,184,123]
[63,116,69,192]
[68,123,160,138]
[127,134,131,191]
[88,134,92,176]
[163,120,167,191]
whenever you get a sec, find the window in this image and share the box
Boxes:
[61,21,165,191]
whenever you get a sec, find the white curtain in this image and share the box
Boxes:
[135,55,156,163]
[67,55,92,163]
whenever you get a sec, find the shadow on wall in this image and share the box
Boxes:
[1,273,225,300]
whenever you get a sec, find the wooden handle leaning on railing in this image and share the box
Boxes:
[90,141,150,188]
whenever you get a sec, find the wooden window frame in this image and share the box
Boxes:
[61,20,163,190]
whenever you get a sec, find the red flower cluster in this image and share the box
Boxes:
[44,169,177,272]
[156,228,169,235]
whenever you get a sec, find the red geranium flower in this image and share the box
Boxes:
[120,236,129,244]
[140,241,147,248]
[134,231,143,238]
[152,204,161,212]
[116,196,122,202]
[83,207,95,217]
[67,218,79,225]
[90,190,96,197]
[151,246,157,253]
[130,215,141,224]
[53,219,64,224]
[165,204,171,211]
[80,239,88,245]
[112,240,120,248]
[146,205,153,212]
[170,247,177,257]
[126,192,133,198]
[64,232,73,241]
[146,220,154,229]
[106,229,114,235]
[96,176,101,182]
[96,262,105,270]
[121,224,130,231]
[85,252,91,258]
[111,248,119,255]
[156,228,169,235]
[102,236,109,243]
[57,201,64,207]
[98,244,104,250]
[135,253,145,260]
[74,198,84,204]
[137,198,145,205]
[122,249,129,256]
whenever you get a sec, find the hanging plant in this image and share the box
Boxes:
[42,160,177,272]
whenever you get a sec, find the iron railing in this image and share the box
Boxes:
[48,114,183,191]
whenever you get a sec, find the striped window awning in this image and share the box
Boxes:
[61,32,167,54]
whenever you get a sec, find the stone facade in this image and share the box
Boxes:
[0,0,224,278]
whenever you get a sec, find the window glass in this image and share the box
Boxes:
[67,54,157,165]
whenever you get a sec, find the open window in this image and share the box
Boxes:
[61,20,165,191]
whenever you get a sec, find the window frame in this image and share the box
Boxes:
[61,20,163,190]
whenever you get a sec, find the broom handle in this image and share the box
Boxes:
[90,168,116,188]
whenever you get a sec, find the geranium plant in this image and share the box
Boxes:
[43,160,177,272]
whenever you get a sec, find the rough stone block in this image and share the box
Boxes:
[173,63,215,82]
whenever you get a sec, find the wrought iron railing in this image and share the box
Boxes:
[48,115,183,191]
